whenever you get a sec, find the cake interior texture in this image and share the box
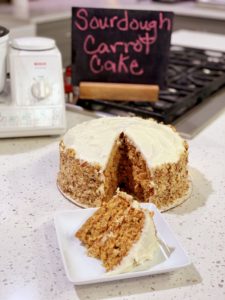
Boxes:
[75,191,158,272]
[57,117,189,210]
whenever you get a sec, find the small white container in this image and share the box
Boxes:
[0,26,9,93]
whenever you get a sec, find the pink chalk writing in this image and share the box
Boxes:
[90,54,144,75]
[74,8,88,31]
[83,32,156,56]
[74,8,172,76]
[159,12,172,31]
[75,9,171,33]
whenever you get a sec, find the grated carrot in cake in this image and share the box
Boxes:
[75,190,158,273]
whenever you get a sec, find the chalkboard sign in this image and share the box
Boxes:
[72,7,174,89]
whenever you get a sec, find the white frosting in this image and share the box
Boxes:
[108,202,158,275]
[63,117,184,168]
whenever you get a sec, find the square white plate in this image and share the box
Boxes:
[54,204,190,285]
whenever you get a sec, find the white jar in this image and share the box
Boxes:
[0,26,9,93]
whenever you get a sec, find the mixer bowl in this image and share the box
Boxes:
[0,26,9,93]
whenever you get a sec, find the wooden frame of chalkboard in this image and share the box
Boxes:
[72,7,174,89]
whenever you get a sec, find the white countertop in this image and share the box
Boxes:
[0,106,225,299]
[0,0,225,24]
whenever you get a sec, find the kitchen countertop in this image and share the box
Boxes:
[0,106,225,300]
[1,0,225,24]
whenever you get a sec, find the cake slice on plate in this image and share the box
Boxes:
[75,190,159,274]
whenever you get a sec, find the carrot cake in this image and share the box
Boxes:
[57,116,189,211]
[75,190,158,273]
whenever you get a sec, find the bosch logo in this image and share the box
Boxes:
[34,62,47,66]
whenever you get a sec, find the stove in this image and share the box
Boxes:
[67,45,225,138]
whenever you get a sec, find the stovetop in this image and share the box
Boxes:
[67,45,225,138]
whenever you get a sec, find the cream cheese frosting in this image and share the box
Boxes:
[108,201,158,275]
[63,116,184,168]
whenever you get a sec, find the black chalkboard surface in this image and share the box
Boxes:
[72,7,174,89]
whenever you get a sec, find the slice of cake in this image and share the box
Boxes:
[75,190,158,274]
[58,116,189,211]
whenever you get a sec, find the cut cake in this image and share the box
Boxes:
[75,190,158,273]
[57,116,189,211]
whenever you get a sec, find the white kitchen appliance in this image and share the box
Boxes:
[0,28,66,138]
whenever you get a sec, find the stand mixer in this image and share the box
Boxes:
[0,25,66,138]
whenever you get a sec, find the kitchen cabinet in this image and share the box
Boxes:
[0,14,35,39]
